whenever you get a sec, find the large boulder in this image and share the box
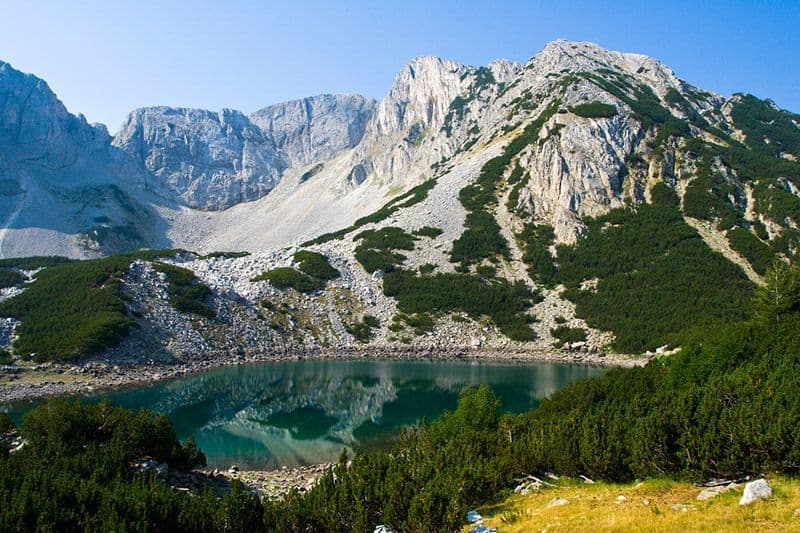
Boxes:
[739,478,772,505]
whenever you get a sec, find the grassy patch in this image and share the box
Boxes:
[468,477,800,533]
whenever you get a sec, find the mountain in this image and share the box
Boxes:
[0,40,799,361]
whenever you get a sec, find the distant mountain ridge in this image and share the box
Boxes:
[1,39,799,363]
[0,40,798,262]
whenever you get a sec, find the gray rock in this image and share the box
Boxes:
[739,479,772,505]
[250,94,376,168]
[548,497,569,507]
[696,483,740,501]
[114,107,286,210]
[671,503,695,512]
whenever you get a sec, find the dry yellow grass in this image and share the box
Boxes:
[464,476,800,532]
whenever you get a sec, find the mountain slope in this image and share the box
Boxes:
[0,40,798,361]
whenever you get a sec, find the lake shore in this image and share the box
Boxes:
[0,344,645,404]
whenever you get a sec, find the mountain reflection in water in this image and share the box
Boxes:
[10,359,606,469]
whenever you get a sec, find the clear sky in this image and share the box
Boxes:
[1,0,797,132]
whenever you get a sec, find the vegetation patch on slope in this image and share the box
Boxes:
[353,227,417,273]
[0,250,180,361]
[0,256,73,270]
[452,100,561,269]
[555,185,754,352]
[382,269,539,340]
[292,250,340,280]
[516,223,558,286]
[726,227,774,275]
[345,315,380,343]
[550,325,587,348]
[153,263,216,319]
[569,101,617,118]
[304,178,437,246]
[251,267,324,294]
[0,270,25,290]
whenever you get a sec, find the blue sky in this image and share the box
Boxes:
[1,0,797,131]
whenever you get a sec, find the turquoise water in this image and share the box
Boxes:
[4,359,604,469]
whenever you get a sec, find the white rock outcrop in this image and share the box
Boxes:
[739,479,772,505]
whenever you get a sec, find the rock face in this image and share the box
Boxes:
[0,60,112,173]
[739,479,772,505]
[0,39,798,263]
[113,107,285,210]
[250,94,376,168]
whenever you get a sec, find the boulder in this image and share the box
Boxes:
[696,483,740,501]
[671,504,695,512]
[739,479,772,505]
[548,497,569,507]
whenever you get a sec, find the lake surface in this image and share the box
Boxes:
[5,359,604,469]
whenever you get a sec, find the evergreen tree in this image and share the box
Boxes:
[754,259,800,324]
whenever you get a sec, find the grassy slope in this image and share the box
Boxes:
[468,477,800,532]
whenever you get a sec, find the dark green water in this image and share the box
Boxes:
[4,359,604,469]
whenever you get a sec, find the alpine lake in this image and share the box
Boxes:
[4,359,605,469]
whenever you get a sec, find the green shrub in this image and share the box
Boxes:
[0,256,72,270]
[251,267,324,293]
[153,263,216,319]
[413,226,444,238]
[550,325,587,348]
[200,251,250,260]
[418,263,437,275]
[0,412,13,433]
[353,227,417,273]
[293,251,340,280]
[345,315,380,343]
[396,312,436,335]
[569,101,617,118]
[517,223,557,285]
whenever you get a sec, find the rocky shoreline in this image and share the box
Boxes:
[0,345,644,404]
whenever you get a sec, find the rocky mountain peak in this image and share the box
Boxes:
[0,60,110,170]
[249,94,376,168]
[487,59,521,84]
[371,55,473,135]
[113,106,285,210]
